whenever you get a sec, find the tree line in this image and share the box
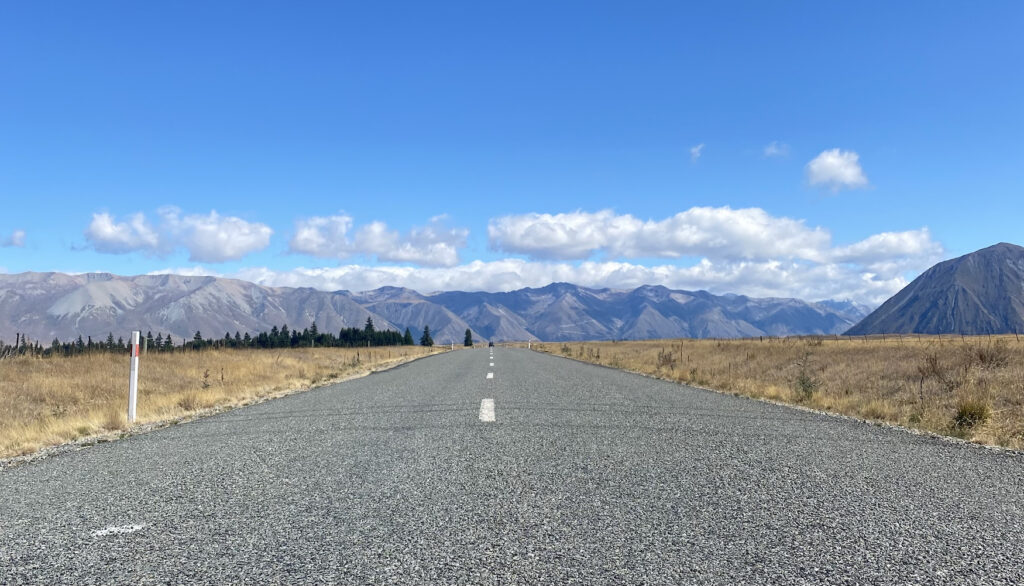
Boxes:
[1,318,440,359]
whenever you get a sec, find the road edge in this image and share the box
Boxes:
[0,350,447,471]
[528,347,1024,458]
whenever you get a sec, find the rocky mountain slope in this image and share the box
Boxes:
[0,272,871,344]
[0,273,391,345]
[846,242,1024,335]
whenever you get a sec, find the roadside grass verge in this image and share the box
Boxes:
[527,336,1024,450]
[0,346,441,460]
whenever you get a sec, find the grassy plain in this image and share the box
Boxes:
[0,346,441,460]
[528,335,1024,450]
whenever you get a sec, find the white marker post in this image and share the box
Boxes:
[127,330,140,423]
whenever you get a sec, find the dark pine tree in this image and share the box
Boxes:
[420,325,433,347]
[464,329,473,347]
[403,328,414,345]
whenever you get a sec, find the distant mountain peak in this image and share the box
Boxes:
[0,272,871,343]
[847,242,1024,335]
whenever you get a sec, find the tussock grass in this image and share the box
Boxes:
[0,346,440,459]
[528,336,1024,450]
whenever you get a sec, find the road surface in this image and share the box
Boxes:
[1,348,1022,584]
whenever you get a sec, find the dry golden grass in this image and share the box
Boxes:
[0,346,441,459]
[527,335,1024,450]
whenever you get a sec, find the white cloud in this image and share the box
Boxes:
[289,214,468,267]
[84,208,272,262]
[196,257,910,306]
[148,266,221,277]
[115,203,945,306]
[481,207,943,303]
[289,214,354,258]
[763,141,789,157]
[85,213,161,254]
[157,207,272,262]
[806,148,868,191]
[2,229,26,247]
[829,228,943,276]
[488,208,832,262]
[690,143,705,162]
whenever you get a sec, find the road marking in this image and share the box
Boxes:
[486,372,494,379]
[479,399,495,422]
[91,524,145,537]
[489,362,494,366]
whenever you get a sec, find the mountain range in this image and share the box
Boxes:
[846,242,1024,335]
[0,272,871,344]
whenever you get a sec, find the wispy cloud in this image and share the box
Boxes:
[763,141,789,157]
[806,148,868,191]
[690,143,705,162]
[1,229,26,248]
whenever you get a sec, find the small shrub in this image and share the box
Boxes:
[794,371,820,401]
[953,399,990,430]
[201,369,211,389]
[792,352,820,401]
[656,348,676,369]
[970,342,1010,368]
[917,352,945,380]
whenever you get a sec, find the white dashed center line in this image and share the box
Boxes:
[486,372,494,379]
[479,399,495,422]
[91,524,145,537]
[489,362,494,366]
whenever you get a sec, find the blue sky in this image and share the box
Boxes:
[1,1,1021,304]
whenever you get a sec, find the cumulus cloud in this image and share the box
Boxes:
[158,218,942,305]
[806,148,868,191]
[480,207,943,303]
[488,207,832,262]
[829,228,943,276]
[157,207,273,262]
[763,141,789,157]
[135,203,945,306]
[84,208,272,261]
[85,213,160,254]
[288,214,468,267]
[690,143,705,162]
[2,229,26,247]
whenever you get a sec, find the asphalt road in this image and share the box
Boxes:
[1,348,1022,585]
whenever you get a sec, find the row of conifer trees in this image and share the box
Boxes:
[1,318,440,358]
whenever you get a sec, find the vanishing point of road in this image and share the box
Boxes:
[1,348,1021,584]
